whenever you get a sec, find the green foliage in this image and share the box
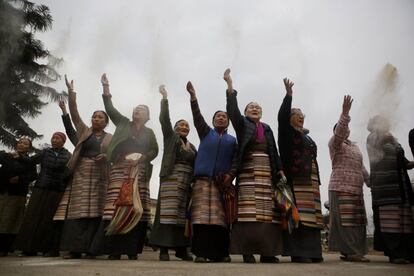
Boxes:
[0,0,67,149]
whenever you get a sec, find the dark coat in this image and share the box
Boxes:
[409,128,414,158]
[159,99,196,179]
[367,132,414,206]
[277,94,321,185]
[29,147,72,192]
[0,151,38,196]
[61,114,78,147]
[226,90,282,184]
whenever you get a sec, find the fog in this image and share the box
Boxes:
[26,0,414,229]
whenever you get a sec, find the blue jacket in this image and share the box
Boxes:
[194,129,237,177]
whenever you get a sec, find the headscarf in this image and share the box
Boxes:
[52,132,67,144]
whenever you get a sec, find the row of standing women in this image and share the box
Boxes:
[0,69,413,264]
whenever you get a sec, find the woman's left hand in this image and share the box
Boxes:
[94,153,107,162]
[9,176,19,184]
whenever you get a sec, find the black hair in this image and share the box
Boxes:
[92,110,109,124]
[212,110,229,128]
[174,119,187,129]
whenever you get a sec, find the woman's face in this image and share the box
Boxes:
[91,111,107,130]
[132,106,149,124]
[51,134,65,149]
[175,120,190,138]
[290,109,305,129]
[16,138,31,154]
[244,102,262,122]
[213,112,229,129]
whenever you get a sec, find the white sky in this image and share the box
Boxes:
[28,0,414,229]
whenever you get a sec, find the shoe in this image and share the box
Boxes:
[194,257,207,263]
[243,254,256,263]
[175,252,193,261]
[260,256,279,263]
[62,252,81,259]
[389,258,409,264]
[291,257,312,263]
[108,255,121,260]
[159,253,170,261]
[312,257,324,263]
[222,256,232,263]
[83,253,96,259]
[128,254,137,260]
[43,251,59,257]
[19,251,37,257]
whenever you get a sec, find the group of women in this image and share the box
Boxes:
[0,68,413,264]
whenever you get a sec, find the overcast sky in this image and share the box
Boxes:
[28,0,414,227]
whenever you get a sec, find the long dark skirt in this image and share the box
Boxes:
[0,234,15,253]
[149,223,189,248]
[283,224,322,259]
[373,206,414,259]
[149,194,190,248]
[230,222,283,256]
[328,191,367,256]
[90,220,148,255]
[14,188,64,253]
[191,224,229,260]
[59,218,100,253]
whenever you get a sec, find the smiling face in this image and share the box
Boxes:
[174,120,190,138]
[16,138,31,154]
[290,108,305,129]
[244,102,262,122]
[91,111,108,130]
[51,134,65,149]
[213,111,229,129]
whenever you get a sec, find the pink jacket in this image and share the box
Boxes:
[328,114,369,195]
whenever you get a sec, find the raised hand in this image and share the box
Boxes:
[58,100,68,115]
[223,68,232,84]
[101,73,109,86]
[65,74,74,91]
[283,78,294,96]
[186,81,196,98]
[159,85,167,99]
[342,95,353,116]
[101,73,111,96]
[223,68,233,93]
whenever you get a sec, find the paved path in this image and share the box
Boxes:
[0,251,413,276]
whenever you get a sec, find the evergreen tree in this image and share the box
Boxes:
[0,0,66,148]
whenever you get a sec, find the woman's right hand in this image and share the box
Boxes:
[186,81,196,100]
[65,74,74,91]
[342,95,353,116]
[159,85,167,99]
[101,73,111,96]
[283,78,294,96]
[58,100,67,115]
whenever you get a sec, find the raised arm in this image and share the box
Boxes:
[362,164,370,187]
[224,69,244,134]
[330,95,353,151]
[159,85,174,138]
[101,73,127,126]
[187,81,211,139]
[65,75,88,134]
[278,78,294,133]
[59,101,78,146]
[409,129,414,158]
